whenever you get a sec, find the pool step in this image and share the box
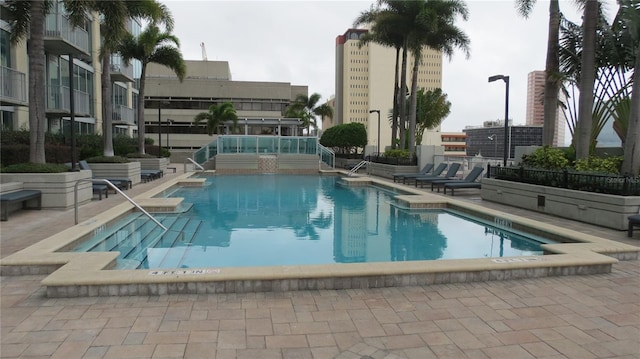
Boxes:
[152,219,204,269]
[73,213,148,253]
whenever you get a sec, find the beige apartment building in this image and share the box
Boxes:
[333,28,443,153]
[525,70,565,146]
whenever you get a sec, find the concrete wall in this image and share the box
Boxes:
[481,178,640,230]
[89,162,142,185]
[1,171,93,210]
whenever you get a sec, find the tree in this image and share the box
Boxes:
[118,24,186,155]
[575,0,600,160]
[620,0,640,174]
[516,0,561,147]
[286,93,333,136]
[194,102,238,135]
[6,1,56,163]
[319,123,368,155]
[415,88,451,145]
[406,0,469,157]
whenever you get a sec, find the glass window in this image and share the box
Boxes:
[0,29,10,67]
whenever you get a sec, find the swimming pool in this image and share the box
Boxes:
[73,175,550,269]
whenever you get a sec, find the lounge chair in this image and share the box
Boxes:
[79,160,132,190]
[430,166,485,193]
[444,181,482,196]
[628,214,640,237]
[392,163,435,183]
[414,163,461,188]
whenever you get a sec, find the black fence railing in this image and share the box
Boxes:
[488,165,640,196]
[367,154,418,166]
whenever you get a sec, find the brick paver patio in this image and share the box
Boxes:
[1,167,639,358]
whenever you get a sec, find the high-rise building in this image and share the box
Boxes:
[525,70,565,146]
[333,28,442,152]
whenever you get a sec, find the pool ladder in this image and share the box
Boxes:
[348,160,369,176]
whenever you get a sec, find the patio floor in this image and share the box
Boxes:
[1,167,638,359]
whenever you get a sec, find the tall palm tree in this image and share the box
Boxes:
[619,0,640,174]
[93,1,173,157]
[6,1,57,163]
[118,24,186,155]
[354,5,405,148]
[406,0,469,157]
[194,102,238,135]
[287,93,333,136]
[516,0,561,147]
[575,0,600,159]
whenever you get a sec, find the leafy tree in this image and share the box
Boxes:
[516,0,562,147]
[194,102,238,135]
[415,88,451,145]
[286,93,333,136]
[319,123,367,155]
[118,24,186,155]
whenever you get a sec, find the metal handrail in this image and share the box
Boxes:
[347,160,369,176]
[184,158,205,173]
[74,178,167,230]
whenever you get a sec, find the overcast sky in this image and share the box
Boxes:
[162,0,618,139]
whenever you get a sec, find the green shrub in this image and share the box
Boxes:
[125,153,157,158]
[521,146,569,170]
[85,155,130,163]
[320,123,367,155]
[383,149,410,158]
[1,163,69,173]
[113,135,138,156]
[574,156,623,174]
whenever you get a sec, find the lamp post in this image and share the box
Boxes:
[488,134,497,158]
[69,53,78,170]
[488,74,510,166]
[369,110,381,154]
[166,119,174,149]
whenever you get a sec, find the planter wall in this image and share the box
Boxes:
[481,178,640,230]
[0,170,93,209]
[130,157,169,171]
[367,163,419,179]
[89,162,142,185]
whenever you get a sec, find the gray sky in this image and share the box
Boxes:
[162,0,618,138]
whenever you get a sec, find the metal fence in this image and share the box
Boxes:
[489,166,639,196]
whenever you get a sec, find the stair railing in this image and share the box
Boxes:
[184,158,205,173]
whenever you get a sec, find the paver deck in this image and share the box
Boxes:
[1,167,639,358]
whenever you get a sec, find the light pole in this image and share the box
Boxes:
[488,74,510,166]
[166,119,174,149]
[369,109,381,154]
[488,134,497,158]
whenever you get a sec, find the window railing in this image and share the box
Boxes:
[47,85,90,115]
[0,66,27,104]
[45,13,90,54]
[113,104,135,125]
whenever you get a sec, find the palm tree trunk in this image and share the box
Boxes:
[391,47,400,149]
[575,0,598,160]
[102,51,115,156]
[621,47,640,175]
[408,52,420,158]
[29,0,47,164]
[542,0,560,147]
[398,41,409,150]
[137,64,147,154]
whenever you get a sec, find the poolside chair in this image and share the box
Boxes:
[398,163,446,186]
[414,163,461,188]
[392,163,434,183]
[628,214,640,237]
[430,166,485,193]
[79,160,132,190]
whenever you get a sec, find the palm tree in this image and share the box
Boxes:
[118,24,186,155]
[575,0,600,160]
[516,0,561,147]
[415,88,451,145]
[92,0,173,157]
[6,1,56,163]
[354,5,405,148]
[194,102,238,135]
[287,93,333,136]
[619,0,640,174]
[406,0,469,157]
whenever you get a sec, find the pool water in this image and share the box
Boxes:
[73,175,550,269]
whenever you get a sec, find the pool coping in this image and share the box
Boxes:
[1,171,638,297]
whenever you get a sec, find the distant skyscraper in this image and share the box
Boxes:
[334,28,442,151]
[525,70,565,146]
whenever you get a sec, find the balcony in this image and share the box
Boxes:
[44,13,90,59]
[0,66,28,106]
[112,104,135,126]
[46,85,91,117]
[110,55,134,83]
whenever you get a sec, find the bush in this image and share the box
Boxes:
[125,153,157,158]
[320,123,367,155]
[521,146,569,170]
[383,149,410,158]
[85,156,130,163]
[1,163,69,173]
[574,156,623,174]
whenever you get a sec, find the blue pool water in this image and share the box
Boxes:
[74,175,552,269]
